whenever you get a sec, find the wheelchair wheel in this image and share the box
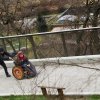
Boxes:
[12,66,24,80]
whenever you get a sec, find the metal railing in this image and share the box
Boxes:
[0,27,100,59]
[0,27,100,39]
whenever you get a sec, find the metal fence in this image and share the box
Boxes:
[0,27,100,59]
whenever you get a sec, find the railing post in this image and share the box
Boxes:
[61,33,68,56]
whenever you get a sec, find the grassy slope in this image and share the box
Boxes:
[0,95,46,100]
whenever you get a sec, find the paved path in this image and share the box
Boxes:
[0,62,100,96]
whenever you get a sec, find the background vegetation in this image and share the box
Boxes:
[0,0,100,59]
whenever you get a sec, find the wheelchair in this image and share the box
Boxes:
[12,62,36,80]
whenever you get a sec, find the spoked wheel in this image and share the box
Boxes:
[12,66,24,80]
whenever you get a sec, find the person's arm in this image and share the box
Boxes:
[3,51,13,60]
[4,51,12,57]
[0,54,9,60]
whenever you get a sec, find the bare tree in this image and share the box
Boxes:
[0,0,38,58]
[75,0,100,56]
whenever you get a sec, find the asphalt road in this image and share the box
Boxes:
[0,62,100,96]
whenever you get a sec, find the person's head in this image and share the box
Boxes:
[17,51,25,61]
[0,48,4,54]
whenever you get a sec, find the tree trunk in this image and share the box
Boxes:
[90,5,100,54]
[61,34,68,56]
[75,1,90,56]
[27,36,38,59]
[6,39,16,52]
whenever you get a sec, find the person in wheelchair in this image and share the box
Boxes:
[14,51,37,77]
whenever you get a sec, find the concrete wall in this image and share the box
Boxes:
[5,54,100,68]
